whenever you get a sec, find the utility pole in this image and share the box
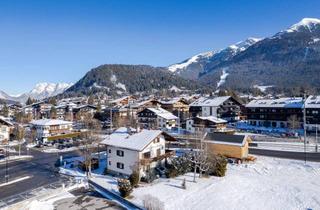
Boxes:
[5,141,9,183]
[178,108,180,134]
[316,124,318,152]
[303,93,307,164]
[109,107,113,133]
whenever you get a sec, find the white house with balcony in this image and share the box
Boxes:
[101,127,175,177]
[30,119,74,144]
[0,117,13,143]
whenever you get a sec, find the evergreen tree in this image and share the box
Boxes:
[26,97,34,105]
[1,103,9,117]
[48,97,57,106]
[88,95,95,105]
[50,106,57,119]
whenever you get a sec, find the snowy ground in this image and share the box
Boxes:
[130,156,320,210]
[0,155,33,164]
[59,152,107,177]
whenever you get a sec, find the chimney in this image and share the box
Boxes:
[136,125,141,133]
[127,126,132,135]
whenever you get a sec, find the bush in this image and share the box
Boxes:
[165,164,179,178]
[209,155,228,177]
[117,179,133,197]
[129,171,140,187]
[141,170,157,183]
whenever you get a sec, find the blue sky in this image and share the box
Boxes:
[1,0,320,94]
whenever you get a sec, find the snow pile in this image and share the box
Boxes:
[26,191,75,210]
[130,156,320,210]
[0,155,33,163]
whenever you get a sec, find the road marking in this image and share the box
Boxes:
[0,176,32,187]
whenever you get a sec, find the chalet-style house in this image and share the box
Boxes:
[160,98,190,127]
[55,102,77,121]
[0,117,13,142]
[245,98,304,129]
[72,105,97,120]
[305,95,320,132]
[186,116,227,133]
[189,96,243,122]
[30,119,80,144]
[160,98,189,113]
[110,96,136,107]
[101,127,175,177]
[137,107,178,130]
[205,133,251,159]
[131,98,161,112]
[23,101,53,119]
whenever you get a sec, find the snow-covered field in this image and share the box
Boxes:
[130,157,320,210]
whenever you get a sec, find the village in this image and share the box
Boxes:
[0,92,320,209]
[1,1,320,209]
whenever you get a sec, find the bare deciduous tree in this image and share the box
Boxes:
[13,125,25,156]
[187,132,210,182]
[79,118,102,178]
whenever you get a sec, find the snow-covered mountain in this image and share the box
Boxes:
[0,82,73,104]
[168,37,262,80]
[198,17,320,94]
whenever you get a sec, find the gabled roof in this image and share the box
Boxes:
[205,133,247,146]
[246,97,303,108]
[100,127,163,151]
[147,107,178,120]
[196,116,227,124]
[0,116,14,126]
[30,119,73,126]
[190,96,231,107]
[159,97,188,105]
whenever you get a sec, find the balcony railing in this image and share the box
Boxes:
[140,150,175,165]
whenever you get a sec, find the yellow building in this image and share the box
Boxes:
[205,133,251,159]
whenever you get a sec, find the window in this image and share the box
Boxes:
[116,150,124,157]
[156,148,161,156]
[154,137,160,143]
[108,149,111,153]
[143,152,151,159]
[109,161,111,165]
[117,162,124,169]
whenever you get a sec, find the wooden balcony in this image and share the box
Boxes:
[140,150,175,166]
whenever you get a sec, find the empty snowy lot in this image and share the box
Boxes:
[131,156,320,210]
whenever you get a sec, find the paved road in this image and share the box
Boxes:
[0,146,80,200]
[249,148,320,162]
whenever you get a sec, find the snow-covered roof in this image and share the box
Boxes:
[246,98,303,108]
[147,107,178,120]
[0,116,14,126]
[159,97,185,105]
[111,96,131,104]
[101,128,162,151]
[190,96,231,107]
[197,116,227,124]
[30,119,73,126]
[305,95,320,108]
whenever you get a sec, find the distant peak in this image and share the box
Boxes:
[229,37,262,52]
[286,17,320,33]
